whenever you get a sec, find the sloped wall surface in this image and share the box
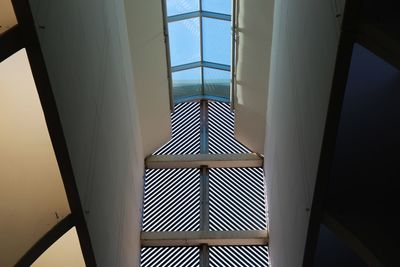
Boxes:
[264,1,342,266]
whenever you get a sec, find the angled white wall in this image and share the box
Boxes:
[29,0,154,265]
[123,0,172,157]
[264,0,343,266]
[234,0,274,154]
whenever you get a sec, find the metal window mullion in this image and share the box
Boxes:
[200,100,209,154]
[161,0,174,111]
[199,166,209,230]
[199,0,205,97]
[230,0,238,110]
[167,11,201,22]
[199,165,210,267]
[202,11,231,21]
[200,244,209,266]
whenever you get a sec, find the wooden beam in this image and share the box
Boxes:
[0,25,24,62]
[146,153,263,169]
[141,230,268,246]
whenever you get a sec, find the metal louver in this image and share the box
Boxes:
[142,168,200,232]
[153,102,201,155]
[208,102,251,154]
[209,246,269,267]
[209,168,267,231]
[141,99,268,265]
[141,247,200,267]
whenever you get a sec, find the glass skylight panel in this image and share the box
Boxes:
[204,68,230,99]
[172,67,202,99]
[167,0,199,17]
[202,18,231,65]
[202,0,232,15]
[168,18,201,66]
[165,0,233,102]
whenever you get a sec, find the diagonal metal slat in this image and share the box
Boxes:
[209,246,269,267]
[153,102,201,155]
[142,168,201,232]
[141,247,200,267]
[209,168,267,231]
[208,102,252,154]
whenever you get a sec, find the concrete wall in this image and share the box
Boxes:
[264,1,342,266]
[30,0,146,265]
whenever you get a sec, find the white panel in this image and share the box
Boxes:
[264,0,342,266]
[32,227,85,267]
[0,49,70,267]
[0,0,17,34]
[29,0,146,265]
[124,0,172,157]
[234,0,274,154]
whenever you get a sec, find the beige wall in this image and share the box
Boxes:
[0,0,17,34]
[0,49,70,267]
[32,227,85,267]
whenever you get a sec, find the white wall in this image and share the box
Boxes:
[235,0,274,154]
[30,0,147,265]
[124,0,172,157]
[264,1,342,266]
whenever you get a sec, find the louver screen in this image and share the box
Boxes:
[142,168,201,232]
[210,246,269,267]
[209,168,267,231]
[141,247,200,267]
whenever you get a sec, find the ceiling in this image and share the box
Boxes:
[0,49,70,266]
[0,0,17,34]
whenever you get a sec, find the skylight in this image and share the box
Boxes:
[164,0,233,103]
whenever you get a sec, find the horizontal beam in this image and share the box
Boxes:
[168,11,200,23]
[146,153,263,169]
[202,11,231,21]
[167,11,231,23]
[174,94,230,104]
[171,61,230,72]
[141,230,268,246]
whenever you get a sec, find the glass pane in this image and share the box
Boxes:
[202,0,231,15]
[168,18,201,66]
[172,68,202,100]
[167,0,199,17]
[203,68,230,99]
[203,18,231,65]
